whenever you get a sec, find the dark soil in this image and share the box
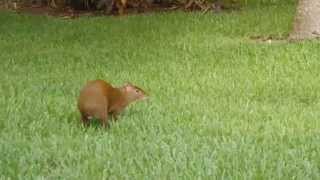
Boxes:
[3,3,180,19]
[0,1,240,19]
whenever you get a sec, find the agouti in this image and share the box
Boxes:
[78,79,147,127]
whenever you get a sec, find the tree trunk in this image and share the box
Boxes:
[289,0,320,40]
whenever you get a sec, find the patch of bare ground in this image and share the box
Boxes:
[249,35,289,44]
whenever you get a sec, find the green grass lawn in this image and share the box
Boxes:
[1,2,320,179]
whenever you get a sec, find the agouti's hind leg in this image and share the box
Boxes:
[80,114,90,127]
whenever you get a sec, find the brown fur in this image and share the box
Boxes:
[78,79,147,127]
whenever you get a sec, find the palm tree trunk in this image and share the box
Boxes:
[289,0,320,40]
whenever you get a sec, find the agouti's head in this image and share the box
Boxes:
[122,83,148,102]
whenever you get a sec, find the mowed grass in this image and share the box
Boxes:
[1,2,320,179]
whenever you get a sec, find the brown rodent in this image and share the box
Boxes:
[78,79,147,127]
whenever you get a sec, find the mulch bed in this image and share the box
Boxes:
[0,1,241,19]
[2,2,181,19]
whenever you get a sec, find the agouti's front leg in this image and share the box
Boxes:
[111,113,119,121]
[99,111,109,128]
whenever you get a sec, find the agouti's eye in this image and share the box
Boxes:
[135,89,139,93]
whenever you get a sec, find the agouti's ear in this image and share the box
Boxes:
[124,83,134,91]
